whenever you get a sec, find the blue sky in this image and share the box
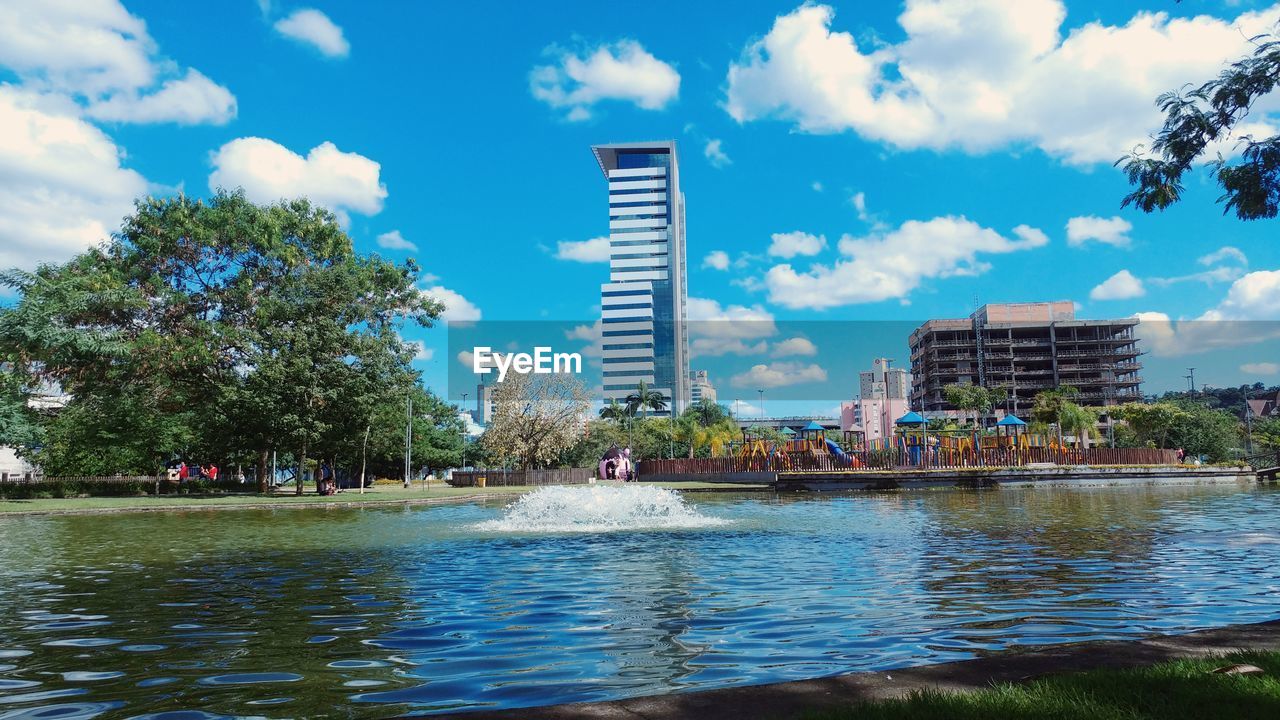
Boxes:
[2,0,1279,409]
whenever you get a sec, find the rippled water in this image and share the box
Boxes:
[0,482,1278,717]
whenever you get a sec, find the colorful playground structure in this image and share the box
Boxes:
[723,413,1089,471]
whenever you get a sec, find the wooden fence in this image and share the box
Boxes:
[639,446,1179,476]
[448,468,596,487]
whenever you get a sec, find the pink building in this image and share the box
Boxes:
[840,396,909,449]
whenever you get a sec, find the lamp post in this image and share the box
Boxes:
[757,389,765,422]
[461,392,469,473]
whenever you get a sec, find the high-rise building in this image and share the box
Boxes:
[591,141,690,416]
[909,302,1142,413]
[689,370,717,405]
[859,357,909,400]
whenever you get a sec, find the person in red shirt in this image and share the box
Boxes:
[177,462,188,482]
[208,464,218,481]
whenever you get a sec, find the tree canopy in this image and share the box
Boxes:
[0,191,455,489]
[1118,35,1280,219]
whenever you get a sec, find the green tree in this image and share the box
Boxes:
[598,398,632,424]
[1113,402,1189,449]
[1118,34,1280,219]
[625,380,667,419]
[0,191,442,485]
[943,384,1008,426]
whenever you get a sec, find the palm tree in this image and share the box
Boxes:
[625,380,667,419]
[599,398,631,424]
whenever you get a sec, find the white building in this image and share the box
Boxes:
[591,141,690,416]
[689,369,717,405]
[859,357,909,400]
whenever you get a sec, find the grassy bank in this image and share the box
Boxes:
[809,651,1280,720]
[0,480,767,515]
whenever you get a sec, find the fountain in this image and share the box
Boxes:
[474,484,730,533]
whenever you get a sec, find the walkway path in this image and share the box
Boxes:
[429,619,1280,720]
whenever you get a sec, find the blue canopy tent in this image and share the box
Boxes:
[996,413,1027,446]
[894,412,929,466]
[895,411,926,426]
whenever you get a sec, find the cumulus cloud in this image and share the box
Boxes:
[376,230,417,252]
[85,69,235,125]
[686,297,777,339]
[0,86,147,271]
[704,138,732,168]
[208,138,386,225]
[702,250,730,271]
[730,361,828,389]
[0,0,235,125]
[1090,269,1145,300]
[763,217,1048,310]
[1149,246,1248,287]
[273,8,349,58]
[423,286,482,323]
[1200,270,1280,321]
[555,236,611,263]
[531,39,680,120]
[724,1,1280,165]
[690,338,768,358]
[768,230,827,258]
[1067,215,1133,248]
[1242,362,1280,375]
[771,337,818,357]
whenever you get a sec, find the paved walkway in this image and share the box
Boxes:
[429,619,1280,720]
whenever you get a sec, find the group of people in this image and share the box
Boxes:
[167,461,219,483]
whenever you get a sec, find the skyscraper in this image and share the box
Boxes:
[591,141,690,416]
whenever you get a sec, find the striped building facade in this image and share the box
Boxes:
[590,141,690,416]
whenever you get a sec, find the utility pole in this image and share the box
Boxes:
[757,389,765,422]
[461,392,469,473]
[1245,387,1254,454]
[1185,368,1196,394]
[404,395,413,488]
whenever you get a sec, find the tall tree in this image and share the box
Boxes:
[1118,35,1280,219]
[625,380,667,419]
[0,191,443,483]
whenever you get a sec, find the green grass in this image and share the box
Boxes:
[807,651,1280,720]
[0,479,767,515]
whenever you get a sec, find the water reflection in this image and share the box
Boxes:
[0,484,1276,716]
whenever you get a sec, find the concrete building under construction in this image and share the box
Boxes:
[909,302,1143,414]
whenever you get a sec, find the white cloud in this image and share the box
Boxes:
[1200,247,1249,267]
[725,1,1280,165]
[1242,362,1280,375]
[376,230,417,252]
[208,138,386,225]
[0,86,147,271]
[851,191,868,221]
[1150,246,1248,287]
[771,337,818,357]
[423,286,482,323]
[704,138,731,168]
[811,181,824,192]
[1090,269,1145,300]
[768,230,827,258]
[531,39,680,120]
[273,8,349,58]
[690,338,768,358]
[764,217,1047,309]
[555,236,611,263]
[1067,215,1133,248]
[0,0,236,125]
[686,297,777,339]
[1200,270,1280,320]
[702,250,730,271]
[730,361,828,389]
[405,340,433,362]
[85,69,235,125]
